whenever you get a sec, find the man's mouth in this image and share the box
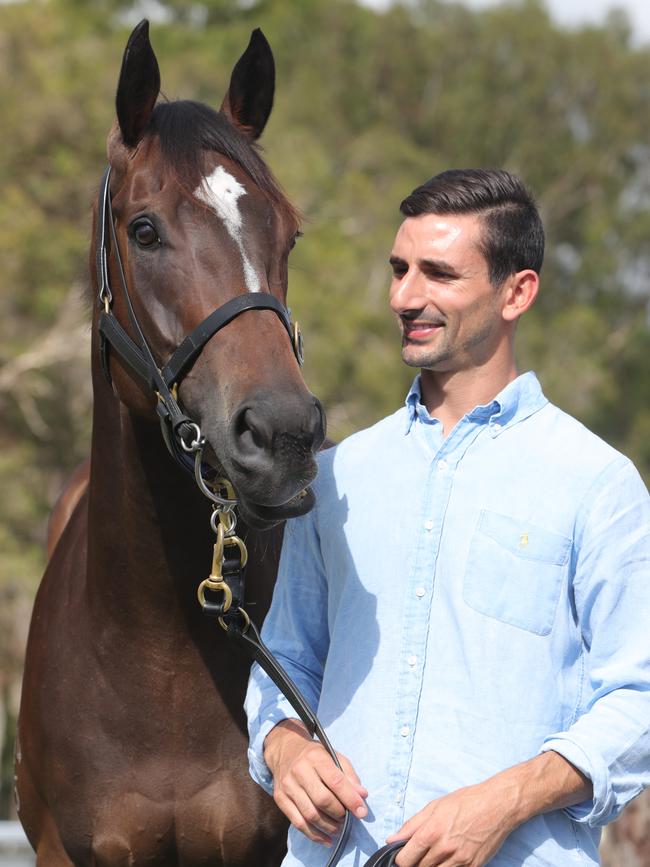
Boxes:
[402,319,445,341]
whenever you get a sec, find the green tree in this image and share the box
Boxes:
[1,0,649,844]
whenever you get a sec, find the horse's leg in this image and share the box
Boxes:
[46,457,90,558]
[35,813,76,867]
[15,756,74,867]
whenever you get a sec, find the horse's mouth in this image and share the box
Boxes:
[198,441,317,528]
[238,486,315,529]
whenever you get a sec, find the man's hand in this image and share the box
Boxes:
[264,718,368,847]
[386,751,592,867]
[387,781,514,867]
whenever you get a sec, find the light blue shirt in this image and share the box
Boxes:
[245,372,650,867]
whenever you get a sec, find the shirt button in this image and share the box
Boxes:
[408,655,417,667]
[415,586,426,598]
[423,519,434,531]
[437,459,448,471]
[400,726,410,737]
[491,422,502,431]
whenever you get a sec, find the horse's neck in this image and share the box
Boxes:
[86,383,213,624]
[84,372,283,636]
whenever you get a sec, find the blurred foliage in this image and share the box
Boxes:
[0,0,649,824]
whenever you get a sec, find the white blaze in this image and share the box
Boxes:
[195,165,261,293]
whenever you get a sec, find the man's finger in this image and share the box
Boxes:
[283,774,344,835]
[298,768,348,823]
[274,790,333,847]
[393,834,434,867]
[386,802,431,844]
[318,761,368,817]
[338,754,369,798]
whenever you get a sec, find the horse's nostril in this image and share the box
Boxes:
[235,407,272,455]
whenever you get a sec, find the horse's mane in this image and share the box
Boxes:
[148,100,300,228]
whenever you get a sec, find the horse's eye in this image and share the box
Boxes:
[289,231,303,251]
[131,219,160,249]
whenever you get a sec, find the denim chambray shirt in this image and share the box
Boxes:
[245,372,650,867]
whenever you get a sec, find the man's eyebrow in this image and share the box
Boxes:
[388,255,462,277]
[419,258,461,276]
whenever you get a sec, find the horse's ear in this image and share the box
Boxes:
[220,29,275,140]
[115,20,160,149]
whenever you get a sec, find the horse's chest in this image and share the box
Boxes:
[77,767,285,867]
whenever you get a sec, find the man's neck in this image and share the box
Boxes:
[419,359,519,436]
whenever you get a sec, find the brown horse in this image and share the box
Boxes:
[16,21,325,867]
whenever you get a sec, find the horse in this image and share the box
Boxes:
[15,20,325,867]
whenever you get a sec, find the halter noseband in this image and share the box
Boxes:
[95,165,304,488]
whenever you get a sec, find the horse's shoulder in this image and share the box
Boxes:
[46,456,90,559]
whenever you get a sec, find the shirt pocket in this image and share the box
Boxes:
[462,510,572,636]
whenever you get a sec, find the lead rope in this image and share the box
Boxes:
[182,432,352,867]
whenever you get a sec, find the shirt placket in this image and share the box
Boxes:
[382,420,491,841]
[380,438,454,837]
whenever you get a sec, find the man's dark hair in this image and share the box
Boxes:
[400,169,544,286]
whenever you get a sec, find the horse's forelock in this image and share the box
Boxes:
[147,100,300,229]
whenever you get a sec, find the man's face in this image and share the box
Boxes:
[389,212,508,373]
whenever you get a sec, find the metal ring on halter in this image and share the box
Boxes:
[180,422,205,453]
[211,508,237,536]
[197,576,233,612]
[193,450,238,507]
[293,321,304,366]
[218,606,251,633]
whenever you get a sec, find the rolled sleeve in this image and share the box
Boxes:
[245,664,300,793]
[245,502,331,793]
[540,458,650,826]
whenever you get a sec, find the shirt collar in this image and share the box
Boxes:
[404,371,547,435]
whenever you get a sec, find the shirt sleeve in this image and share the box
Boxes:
[540,456,650,826]
[245,502,331,794]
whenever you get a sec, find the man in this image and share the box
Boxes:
[245,169,650,867]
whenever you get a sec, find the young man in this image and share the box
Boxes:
[245,169,650,867]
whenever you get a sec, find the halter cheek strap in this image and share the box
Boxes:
[95,165,304,478]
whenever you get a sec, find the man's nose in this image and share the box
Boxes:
[389,268,428,314]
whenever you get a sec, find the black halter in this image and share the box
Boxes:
[95,165,304,477]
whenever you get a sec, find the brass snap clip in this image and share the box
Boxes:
[197,522,233,612]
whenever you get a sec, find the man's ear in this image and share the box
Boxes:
[502,270,539,322]
[220,29,275,140]
[115,19,160,149]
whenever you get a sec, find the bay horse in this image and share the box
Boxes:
[16,21,325,867]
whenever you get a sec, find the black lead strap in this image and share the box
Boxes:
[220,611,405,866]
[219,610,353,867]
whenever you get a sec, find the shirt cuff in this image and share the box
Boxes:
[247,697,305,795]
[248,717,282,795]
[540,735,615,826]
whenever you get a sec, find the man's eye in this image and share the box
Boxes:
[131,219,160,249]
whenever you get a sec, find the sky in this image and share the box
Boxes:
[364,0,650,44]
[461,0,650,42]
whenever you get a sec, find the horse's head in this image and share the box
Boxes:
[94,21,325,528]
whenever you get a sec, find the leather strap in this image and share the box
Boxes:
[361,841,406,866]
[224,617,321,738]
[98,310,154,387]
[221,614,352,866]
[221,616,408,867]
[161,292,293,387]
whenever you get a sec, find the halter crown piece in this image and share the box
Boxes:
[95,164,304,503]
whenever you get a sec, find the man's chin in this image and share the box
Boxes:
[401,345,449,370]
